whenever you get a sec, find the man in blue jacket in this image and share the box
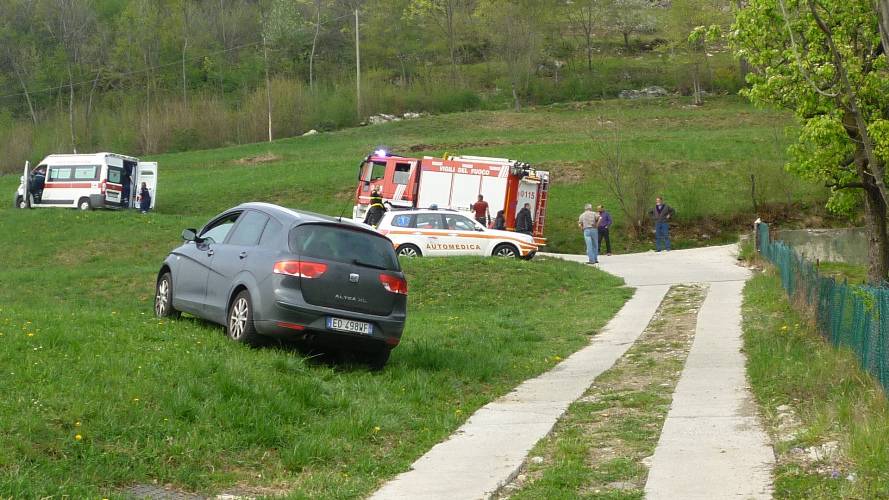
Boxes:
[597,205,612,256]
[650,196,675,252]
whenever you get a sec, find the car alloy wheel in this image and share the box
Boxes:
[229,297,249,340]
[494,244,518,258]
[397,244,421,257]
[155,279,170,316]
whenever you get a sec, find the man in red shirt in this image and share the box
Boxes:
[472,194,491,227]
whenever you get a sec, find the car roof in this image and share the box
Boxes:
[231,202,371,231]
[383,208,462,216]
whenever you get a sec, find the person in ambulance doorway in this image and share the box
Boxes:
[515,203,534,235]
[471,194,491,227]
[30,165,46,203]
[138,182,152,214]
[363,189,387,227]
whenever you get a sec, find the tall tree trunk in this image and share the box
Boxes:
[446,1,457,82]
[13,63,38,125]
[182,37,189,107]
[863,174,889,284]
[263,35,272,142]
[877,0,889,56]
[511,82,520,112]
[310,0,321,91]
[86,68,102,124]
[67,64,77,153]
[182,0,190,107]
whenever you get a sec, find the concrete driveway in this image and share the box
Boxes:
[371,245,774,500]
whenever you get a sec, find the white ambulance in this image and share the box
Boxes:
[15,153,157,211]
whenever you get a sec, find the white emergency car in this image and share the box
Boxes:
[376,209,538,259]
[15,152,157,211]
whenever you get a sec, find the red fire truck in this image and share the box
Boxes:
[352,150,551,244]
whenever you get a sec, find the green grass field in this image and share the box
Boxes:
[0,97,827,496]
[1,96,825,255]
[743,272,889,498]
[0,204,630,497]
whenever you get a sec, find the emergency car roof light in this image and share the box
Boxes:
[374,148,388,157]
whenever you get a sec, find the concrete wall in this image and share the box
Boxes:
[776,227,867,266]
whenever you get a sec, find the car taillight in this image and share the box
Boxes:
[99,180,107,194]
[379,274,408,295]
[273,260,328,279]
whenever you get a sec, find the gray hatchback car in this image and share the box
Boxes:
[154,202,407,368]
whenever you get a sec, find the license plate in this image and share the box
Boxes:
[327,317,372,335]
[106,190,121,202]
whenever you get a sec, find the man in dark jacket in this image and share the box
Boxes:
[515,203,534,234]
[597,205,613,255]
[650,196,675,252]
[494,210,506,230]
[138,182,152,213]
[363,189,387,227]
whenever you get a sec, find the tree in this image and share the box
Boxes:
[605,0,655,51]
[407,0,474,80]
[479,0,551,111]
[733,0,889,283]
[565,0,602,72]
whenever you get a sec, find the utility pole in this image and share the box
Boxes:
[355,8,361,121]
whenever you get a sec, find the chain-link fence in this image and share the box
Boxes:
[757,222,889,391]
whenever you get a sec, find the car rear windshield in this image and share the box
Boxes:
[290,224,399,271]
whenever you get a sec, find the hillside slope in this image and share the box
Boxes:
[2,97,824,253]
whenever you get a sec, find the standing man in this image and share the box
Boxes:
[578,203,600,265]
[471,194,491,227]
[138,181,152,214]
[650,196,675,252]
[597,205,612,256]
[363,189,387,227]
[515,203,534,234]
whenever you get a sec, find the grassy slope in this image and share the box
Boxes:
[1,96,822,254]
[0,205,631,497]
[743,272,889,498]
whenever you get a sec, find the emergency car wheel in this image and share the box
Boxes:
[396,244,422,257]
[493,243,519,258]
[77,197,91,211]
[155,272,181,319]
[227,290,262,346]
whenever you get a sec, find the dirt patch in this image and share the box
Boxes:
[497,284,708,498]
[232,153,282,166]
[404,139,514,153]
[536,160,595,184]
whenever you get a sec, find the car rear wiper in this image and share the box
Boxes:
[352,259,388,270]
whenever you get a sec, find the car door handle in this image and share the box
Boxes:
[428,236,438,240]
[206,249,215,257]
[239,251,248,259]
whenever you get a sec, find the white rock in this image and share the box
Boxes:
[302,129,319,136]
[530,456,544,464]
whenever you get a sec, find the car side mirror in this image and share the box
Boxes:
[182,228,198,242]
[475,226,485,232]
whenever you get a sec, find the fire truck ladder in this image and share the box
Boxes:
[534,177,549,237]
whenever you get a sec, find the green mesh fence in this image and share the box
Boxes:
[757,223,889,391]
